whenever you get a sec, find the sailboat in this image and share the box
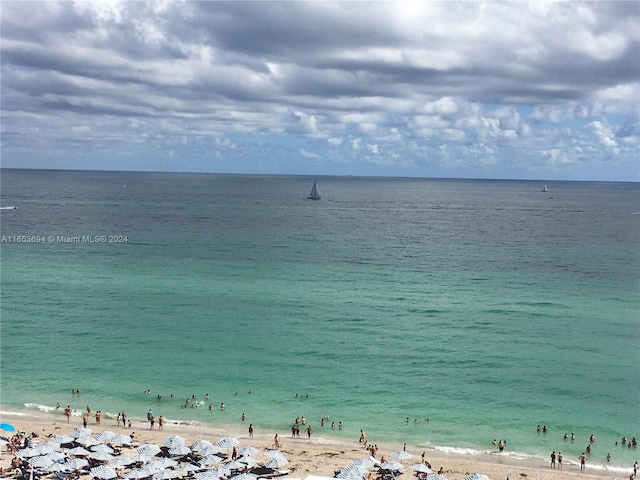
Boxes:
[307,180,321,200]
[542,184,548,192]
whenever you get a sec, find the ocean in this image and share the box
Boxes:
[1,169,638,474]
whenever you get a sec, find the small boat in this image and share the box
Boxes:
[0,205,17,210]
[542,185,548,192]
[307,180,321,200]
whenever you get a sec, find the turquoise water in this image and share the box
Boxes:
[1,169,638,473]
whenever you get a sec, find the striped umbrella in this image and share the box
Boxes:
[95,431,119,443]
[464,475,490,480]
[229,473,256,480]
[199,455,223,466]
[169,446,191,456]
[63,458,89,471]
[70,428,92,438]
[137,444,162,457]
[216,437,240,449]
[264,457,288,469]
[92,444,115,454]
[90,465,118,480]
[191,440,216,453]
[390,450,414,461]
[194,469,223,480]
[380,461,404,471]
[89,451,115,462]
[164,436,186,448]
[425,475,449,480]
[153,469,179,480]
[27,456,55,469]
[236,446,259,456]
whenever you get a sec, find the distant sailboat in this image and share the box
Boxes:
[307,180,321,200]
[542,184,548,192]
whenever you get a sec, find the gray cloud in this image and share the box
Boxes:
[1,0,638,180]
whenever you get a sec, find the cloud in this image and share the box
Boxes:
[1,0,638,180]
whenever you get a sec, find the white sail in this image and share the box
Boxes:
[307,180,321,200]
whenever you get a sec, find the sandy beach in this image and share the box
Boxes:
[0,410,632,480]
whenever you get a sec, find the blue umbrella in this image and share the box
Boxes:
[0,423,16,432]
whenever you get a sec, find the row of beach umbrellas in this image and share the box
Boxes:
[11,429,289,480]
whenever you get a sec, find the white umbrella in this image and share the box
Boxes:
[169,446,191,456]
[137,444,162,457]
[75,435,99,447]
[154,469,179,480]
[425,475,449,480]
[16,448,42,459]
[164,436,186,449]
[89,451,115,462]
[27,456,55,469]
[264,457,288,469]
[464,475,490,480]
[380,461,404,471]
[179,464,203,473]
[53,435,76,446]
[216,437,240,449]
[390,450,413,461]
[191,440,216,453]
[63,458,90,471]
[111,457,138,467]
[92,444,115,454]
[195,445,221,457]
[70,428,92,439]
[95,431,119,444]
[194,470,222,480]
[237,455,257,467]
[149,458,179,470]
[67,446,91,456]
[236,446,259,456]
[223,460,246,471]
[130,454,153,464]
[411,463,433,474]
[263,450,286,460]
[46,463,69,473]
[351,458,376,467]
[45,451,66,462]
[90,465,118,480]
[111,434,133,446]
[199,455,223,466]
[229,473,256,480]
[125,469,152,479]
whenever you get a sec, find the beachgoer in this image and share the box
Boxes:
[55,402,61,410]
[241,413,246,422]
[338,421,343,430]
[305,425,312,439]
[65,406,72,423]
[359,430,366,443]
[586,444,591,453]
[95,411,101,425]
[147,409,153,422]
[248,424,254,439]
[274,434,280,449]
[579,453,586,472]
[550,451,556,468]
[150,415,155,430]
[122,412,127,427]
[557,452,563,469]
[220,403,225,411]
[82,414,88,428]
[158,416,163,430]
[232,447,237,460]
[331,422,335,429]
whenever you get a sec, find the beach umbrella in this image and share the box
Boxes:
[138,444,162,457]
[464,475,490,480]
[179,464,202,473]
[75,435,99,447]
[63,458,90,471]
[149,458,179,471]
[410,463,433,474]
[169,446,191,456]
[164,436,186,449]
[153,469,179,480]
[16,447,42,458]
[95,431,119,443]
[131,454,153,464]
[336,464,367,480]
[200,455,224,466]
[46,463,69,473]
[67,446,91,456]
[390,450,414,461]
[53,435,76,446]
[263,450,286,460]
[229,473,256,480]
[0,423,16,432]
[110,457,138,467]
[70,428,92,438]
[89,451,116,462]
[264,457,288,469]
[380,461,404,471]
[111,434,133,445]
[194,470,222,480]
[28,456,55,469]
[223,460,247,471]
[425,475,448,480]
[91,465,118,480]
[216,437,240,449]
[237,455,257,467]
[45,451,66,462]
[236,446,259,456]
[125,469,153,479]
[351,458,376,468]
[191,440,215,453]
[92,444,115,454]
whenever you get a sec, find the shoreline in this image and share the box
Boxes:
[1,407,633,480]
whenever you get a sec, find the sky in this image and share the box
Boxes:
[1,1,639,181]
